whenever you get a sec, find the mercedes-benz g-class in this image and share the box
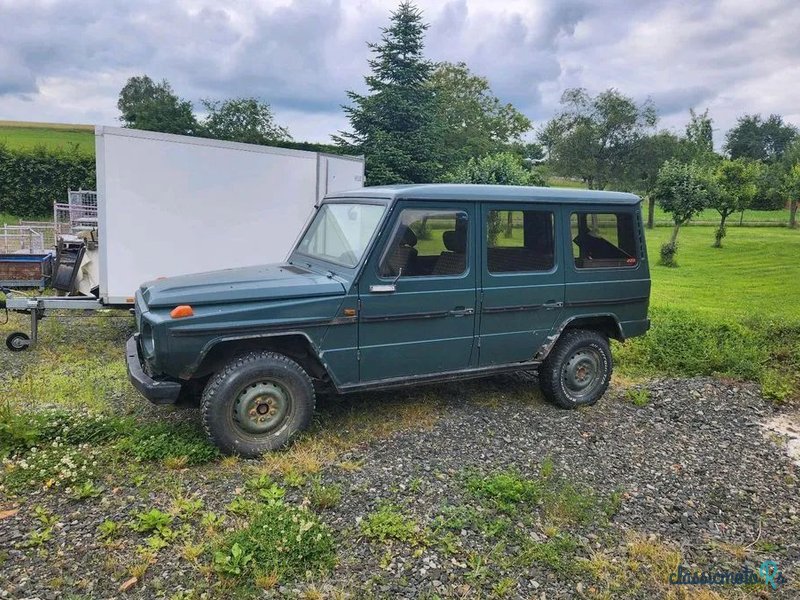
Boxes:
[127,184,650,456]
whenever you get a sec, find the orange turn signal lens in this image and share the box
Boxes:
[170,305,194,319]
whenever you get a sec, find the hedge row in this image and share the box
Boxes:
[0,145,96,217]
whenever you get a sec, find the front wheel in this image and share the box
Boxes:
[6,332,31,352]
[538,329,612,409]
[201,351,315,457]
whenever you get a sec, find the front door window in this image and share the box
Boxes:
[379,209,469,278]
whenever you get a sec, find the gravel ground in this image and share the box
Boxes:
[2,376,799,599]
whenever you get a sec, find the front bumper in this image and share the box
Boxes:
[126,335,182,404]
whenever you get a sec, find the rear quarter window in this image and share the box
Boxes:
[571,212,638,269]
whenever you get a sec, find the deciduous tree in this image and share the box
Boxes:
[445,152,545,243]
[626,131,682,228]
[201,97,291,144]
[118,75,198,135]
[709,159,760,247]
[429,62,531,174]
[653,160,711,265]
[539,88,657,190]
[724,114,797,163]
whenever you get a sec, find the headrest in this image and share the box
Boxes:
[443,229,466,253]
[397,226,417,247]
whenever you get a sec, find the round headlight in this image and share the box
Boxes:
[140,321,155,356]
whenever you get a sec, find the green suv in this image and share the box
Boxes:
[127,184,650,456]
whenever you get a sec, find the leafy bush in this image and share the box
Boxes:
[0,144,95,216]
[659,241,678,267]
[115,422,219,466]
[214,500,335,581]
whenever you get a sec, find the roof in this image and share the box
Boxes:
[326,183,641,205]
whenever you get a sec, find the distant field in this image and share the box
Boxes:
[0,120,94,154]
[648,204,790,226]
[547,177,791,226]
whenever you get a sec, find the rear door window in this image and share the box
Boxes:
[487,210,554,273]
[571,212,638,268]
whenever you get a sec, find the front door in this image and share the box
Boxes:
[357,202,477,382]
[478,203,564,366]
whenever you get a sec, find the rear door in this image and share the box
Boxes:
[478,203,564,366]
[357,201,477,382]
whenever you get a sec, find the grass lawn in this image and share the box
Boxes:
[646,225,799,320]
[1,212,21,225]
[0,120,94,154]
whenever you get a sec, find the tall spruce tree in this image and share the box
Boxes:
[334,2,438,185]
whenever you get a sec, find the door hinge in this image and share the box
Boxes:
[357,349,361,361]
[477,336,481,348]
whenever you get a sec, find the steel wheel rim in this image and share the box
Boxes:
[233,381,291,435]
[562,348,603,401]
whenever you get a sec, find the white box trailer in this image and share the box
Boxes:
[4,127,364,350]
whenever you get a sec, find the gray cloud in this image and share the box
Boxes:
[0,0,798,145]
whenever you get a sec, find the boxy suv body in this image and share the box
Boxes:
[128,184,650,456]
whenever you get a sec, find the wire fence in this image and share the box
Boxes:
[0,225,46,253]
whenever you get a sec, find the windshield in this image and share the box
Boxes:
[295,203,386,268]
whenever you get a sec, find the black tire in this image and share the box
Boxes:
[538,329,612,409]
[201,351,315,457]
[6,332,30,352]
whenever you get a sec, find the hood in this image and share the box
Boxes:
[140,263,345,308]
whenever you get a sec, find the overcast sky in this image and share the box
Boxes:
[1,0,798,146]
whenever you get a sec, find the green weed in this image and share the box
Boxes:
[131,508,173,535]
[625,387,651,407]
[308,480,342,509]
[115,422,219,466]
[214,500,335,582]
[615,306,800,401]
[361,504,426,545]
[98,519,121,540]
[518,533,580,574]
[1,442,104,493]
[465,469,541,512]
[70,480,103,500]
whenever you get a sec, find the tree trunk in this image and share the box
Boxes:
[714,212,728,248]
[647,196,655,229]
[505,211,513,238]
[791,199,798,229]
[739,210,745,226]
[670,223,681,244]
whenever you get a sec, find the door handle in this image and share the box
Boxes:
[449,307,475,317]
[543,301,563,309]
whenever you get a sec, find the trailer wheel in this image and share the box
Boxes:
[6,332,30,352]
[201,351,315,457]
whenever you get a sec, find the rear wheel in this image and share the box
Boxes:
[201,351,315,457]
[539,329,612,409]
